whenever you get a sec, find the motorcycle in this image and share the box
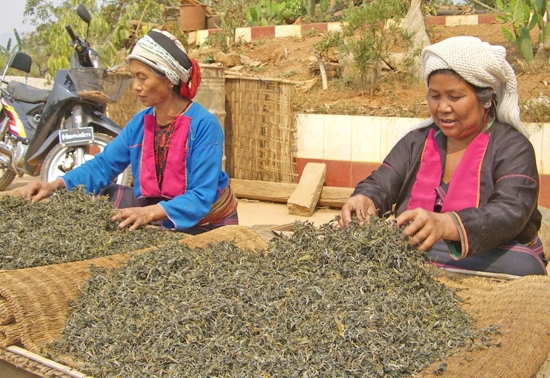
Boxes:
[0,4,132,190]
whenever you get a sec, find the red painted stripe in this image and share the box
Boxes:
[324,160,352,187]
[251,26,275,40]
[300,23,328,34]
[202,14,498,36]
[540,175,550,208]
[478,13,499,24]
[351,162,379,188]
[425,16,446,26]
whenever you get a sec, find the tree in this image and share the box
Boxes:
[0,29,23,58]
[340,0,417,97]
[22,0,103,75]
[22,0,181,75]
[0,29,24,75]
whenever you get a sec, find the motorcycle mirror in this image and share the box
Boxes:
[77,4,92,24]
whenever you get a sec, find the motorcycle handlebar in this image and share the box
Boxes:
[65,25,80,47]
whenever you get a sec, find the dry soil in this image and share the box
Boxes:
[198,22,550,122]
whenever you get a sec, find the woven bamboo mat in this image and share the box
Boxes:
[2,222,550,376]
[0,225,267,355]
[4,276,550,377]
[418,275,550,378]
[0,346,76,378]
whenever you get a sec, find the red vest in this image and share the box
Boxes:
[408,128,490,212]
[140,114,191,199]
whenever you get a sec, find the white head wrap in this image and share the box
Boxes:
[410,36,528,137]
[127,29,191,85]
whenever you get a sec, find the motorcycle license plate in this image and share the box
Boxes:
[58,127,94,146]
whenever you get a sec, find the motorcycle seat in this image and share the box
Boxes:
[7,81,50,103]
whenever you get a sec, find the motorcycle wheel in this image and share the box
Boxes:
[40,133,132,186]
[0,165,16,191]
[0,112,17,190]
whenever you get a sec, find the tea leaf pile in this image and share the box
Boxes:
[0,187,182,270]
[45,218,485,377]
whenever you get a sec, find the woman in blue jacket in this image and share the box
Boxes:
[21,29,238,234]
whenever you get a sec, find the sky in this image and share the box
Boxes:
[0,0,35,47]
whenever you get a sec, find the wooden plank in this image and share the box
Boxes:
[287,163,326,216]
[5,346,88,378]
[229,179,353,208]
[229,179,297,203]
[319,187,353,208]
[441,268,521,280]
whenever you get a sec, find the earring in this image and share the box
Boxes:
[483,102,491,109]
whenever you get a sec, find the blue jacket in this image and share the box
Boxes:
[61,102,229,231]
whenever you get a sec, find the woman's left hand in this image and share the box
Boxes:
[111,204,167,230]
[395,208,459,251]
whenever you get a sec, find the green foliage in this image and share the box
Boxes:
[22,0,181,76]
[246,0,304,26]
[495,0,548,62]
[22,0,100,76]
[304,0,315,18]
[302,0,347,21]
[202,52,216,64]
[339,0,414,96]
[421,1,439,16]
[280,69,297,78]
[0,29,24,76]
[313,30,344,62]
[0,29,23,58]
[204,31,230,53]
[286,0,306,21]
[320,0,329,13]
[102,0,182,64]
[209,0,256,50]
[521,94,550,122]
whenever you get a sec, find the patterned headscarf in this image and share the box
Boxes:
[127,29,201,99]
[412,36,528,137]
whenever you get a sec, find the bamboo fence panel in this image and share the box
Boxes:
[225,77,296,183]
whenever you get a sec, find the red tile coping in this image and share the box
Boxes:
[201,13,500,41]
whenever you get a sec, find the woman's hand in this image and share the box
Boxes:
[338,194,377,229]
[395,208,459,251]
[20,178,65,203]
[112,204,167,231]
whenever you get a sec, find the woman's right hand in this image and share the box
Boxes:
[20,178,65,203]
[338,194,377,229]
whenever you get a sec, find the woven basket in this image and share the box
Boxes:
[70,68,132,104]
